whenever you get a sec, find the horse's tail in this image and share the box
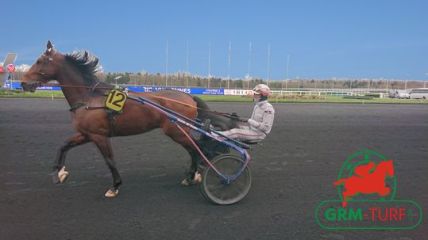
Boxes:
[192,95,239,131]
[193,95,210,110]
[192,95,210,119]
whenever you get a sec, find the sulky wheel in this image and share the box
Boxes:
[200,154,251,205]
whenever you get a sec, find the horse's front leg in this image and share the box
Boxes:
[89,134,122,198]
[53,132,89,184]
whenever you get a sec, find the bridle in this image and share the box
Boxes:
[41,82,112,90]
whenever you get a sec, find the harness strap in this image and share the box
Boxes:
[90,81,101,92]
[69,103,117,136]
[69,102,86,112]
[85,106,105,110]
[43,83,243,121]
[106,110,117,137]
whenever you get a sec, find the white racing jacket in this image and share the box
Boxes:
[219,100,275,143]
[247,100,275,135]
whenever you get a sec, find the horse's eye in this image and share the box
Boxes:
[36,60,41,64]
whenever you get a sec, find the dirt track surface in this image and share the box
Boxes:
[1,98,427,240]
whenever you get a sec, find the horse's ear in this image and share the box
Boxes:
[46,40,54,55]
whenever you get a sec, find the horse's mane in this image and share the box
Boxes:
[65,51,100,85]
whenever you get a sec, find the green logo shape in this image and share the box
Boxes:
[315,200,423,230]
[315,149,423,230]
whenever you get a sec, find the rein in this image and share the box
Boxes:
[42,83,113,90]
[40,83,244,120]
[136,93,243,120]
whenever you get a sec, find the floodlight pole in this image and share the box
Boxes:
[165,40,169,87]
[283,54,290,90]
[186,41,189,87]
[425,73,428,88]
[228,41,232,89]
[247,42,252,89]
[267,44,271,86]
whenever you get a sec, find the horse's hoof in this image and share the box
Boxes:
[52,172,60,184]
[181,178,191,186]
[105,188,119,198]
[58,167,69,183]
[181,172,202,186]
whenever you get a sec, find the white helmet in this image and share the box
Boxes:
[253,84,271,96]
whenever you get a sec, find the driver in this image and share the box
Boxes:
[218,84,275,143]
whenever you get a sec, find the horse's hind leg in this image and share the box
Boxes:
[89,134,122,198]
[181,149,202,186]
[162,125,201,186]
[181,137,230,186]
[53,132,89,184]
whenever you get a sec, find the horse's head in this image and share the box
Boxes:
[21,41,63,92]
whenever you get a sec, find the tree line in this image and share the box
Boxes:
[101,72,427,90]
[10,70,427,90]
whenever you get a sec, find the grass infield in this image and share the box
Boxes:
[1,89,427,104]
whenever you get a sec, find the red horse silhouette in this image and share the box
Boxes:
[334,160,394,207]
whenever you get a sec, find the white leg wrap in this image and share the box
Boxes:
[194,171,202,183]
[58,166,69,183]
[105,189,119,198]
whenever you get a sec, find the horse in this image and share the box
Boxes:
[21,41,240,198]
[334,160,394,207]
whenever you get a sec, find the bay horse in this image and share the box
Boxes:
[21,41,239,198]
